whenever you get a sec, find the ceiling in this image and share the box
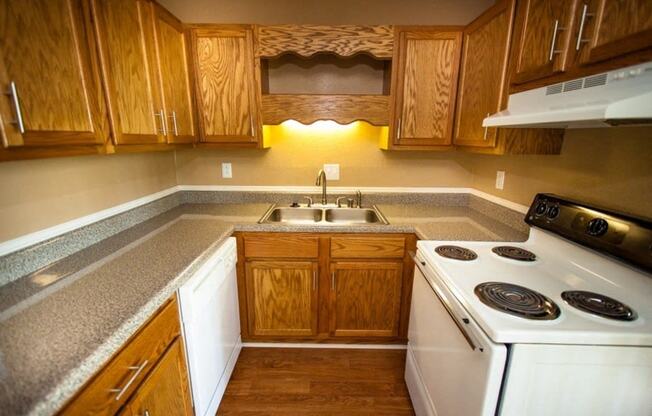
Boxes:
[158,0,495,25]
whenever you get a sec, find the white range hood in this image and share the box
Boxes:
[483,61,652,129]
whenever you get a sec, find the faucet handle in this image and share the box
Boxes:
[336,196,347,208]
[355,190,362,208]
[303,196,313,207]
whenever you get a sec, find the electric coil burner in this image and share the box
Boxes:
[435,245,478,261]
[562,291,637,321]
[492,246,537,262]
[475,282,560,320]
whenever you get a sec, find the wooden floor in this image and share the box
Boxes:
[217,347,415,415]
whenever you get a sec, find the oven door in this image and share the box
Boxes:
[405,251,507,416]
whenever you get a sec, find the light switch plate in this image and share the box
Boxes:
[323,164,340,180]
[222,162,232,179]
[495,170,505,190]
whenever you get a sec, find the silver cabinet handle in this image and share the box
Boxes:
[144,411,150,416]
[331,271,336,290]
[154,110,167,136]
[6,81,25,134]
[548,19,566,61]
[168,110,179,136]
[249,115,256,139]
[313,270,318,291]
[483,112,490,140]
[409,251,479,352]
[575,3,594,51]
[396,118,402,140]
[109,360,148,401]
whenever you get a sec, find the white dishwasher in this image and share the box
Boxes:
[178,237,241,416]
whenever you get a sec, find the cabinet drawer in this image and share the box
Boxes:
[244,235,319,258]
[330,236,405,259]
[62,297,181,415]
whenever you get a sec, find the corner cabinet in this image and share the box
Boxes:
[91,0,168,146]
[388,28,463,150]
[190,26,263,147]
[454,0,564,155]
[236,232,416,343]
[0,0,109,151]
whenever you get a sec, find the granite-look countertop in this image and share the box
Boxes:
[0,201,528,415]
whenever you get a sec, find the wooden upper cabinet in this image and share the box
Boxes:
[574,0,652,66]
[454,1,514,148]
[510,0,578,85]
[330,262,403,338]
[191,26,262,146]
[123,338,193,416]
[390,28,463,149]
[245,261,318,337]
[153,4,196,144]
[92,0,166,145]
[0,0,108,148]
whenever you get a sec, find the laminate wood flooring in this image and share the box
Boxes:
[217,347,415,415]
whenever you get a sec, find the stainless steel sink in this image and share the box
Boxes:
[324,208,384,224]
[258,205,389,225]
[262,207,323,223]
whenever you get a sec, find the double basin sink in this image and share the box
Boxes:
[258,204,389,225]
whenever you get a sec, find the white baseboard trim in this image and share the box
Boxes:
[0,185,528,257]
[0,186,181,257]
[242,342,407,350]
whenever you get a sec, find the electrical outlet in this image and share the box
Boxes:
[323,164,340,180]
[222,162,232,179]
[495,170,505,190]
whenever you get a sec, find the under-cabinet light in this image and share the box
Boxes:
[278,119,359,133]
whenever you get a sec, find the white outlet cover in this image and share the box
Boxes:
[222,162,232,179]
[323,164,340,180]
[495,170,505,190]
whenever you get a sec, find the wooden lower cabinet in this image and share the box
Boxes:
[245,261,319,337]
[122,338,193,416]
[330,262,403,338]
[237,232,416,343]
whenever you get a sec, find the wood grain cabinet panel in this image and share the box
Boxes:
[454,0,563,155]
[191,26,261,146]
[330,236,405,259]
[575,0,652,65]
[153,4,196,144]
[330,262,403,338]
[245,261,318,337]
[0,0,108,148]
[390,29,462,149]
[62,298,181,415]
[510,0,578,85]
[92,0,166,145]
[122,338,193,416]
[244,234,319,258]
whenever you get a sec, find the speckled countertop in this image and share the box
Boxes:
[0,200,528,415]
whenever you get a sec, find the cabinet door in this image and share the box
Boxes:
[192,26,260,145]
[0,0,108,148]
[92,0,165,145]
[511,0,577,84]
[153,5,196,144]
[454,1,515,148]
[245,261,318,337]
[392,30,462,147]
[575,0,652,65]
[330,262,403,338]
[124,337,193,416]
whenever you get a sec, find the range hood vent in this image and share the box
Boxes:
[484,61,652,128]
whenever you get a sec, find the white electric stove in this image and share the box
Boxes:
[406,194,652,416]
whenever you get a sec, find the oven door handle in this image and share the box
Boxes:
[409,251,482,352]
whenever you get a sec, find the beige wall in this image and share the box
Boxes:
[465,127,652,218]
[159,0,493,25]
[176,122,473,187]
[0,152,177,242]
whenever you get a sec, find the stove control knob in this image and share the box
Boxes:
[546,205,560,220]
[586,218,609,237]
[534,201,548,216]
